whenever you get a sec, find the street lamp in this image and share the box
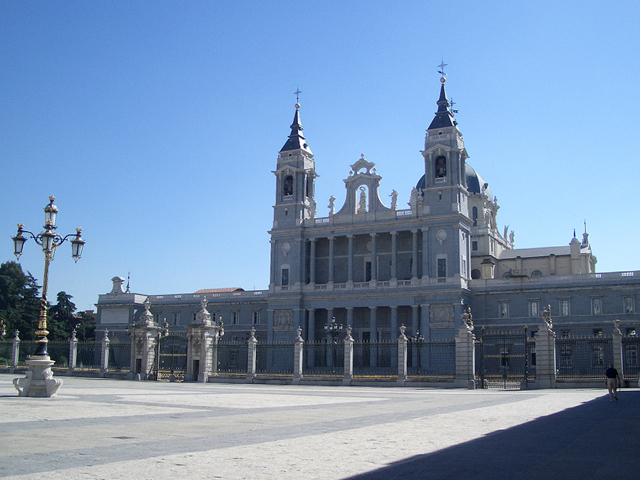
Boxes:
[12,196,85,358]
[324,317,343,373]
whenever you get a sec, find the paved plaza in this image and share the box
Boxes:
[0,374,638,479]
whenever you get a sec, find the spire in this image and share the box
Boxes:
[280,103,311,153]
[428,62,456,130]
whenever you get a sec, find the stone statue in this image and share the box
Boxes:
[328,195,335,215]
[358,187,367,213]
[503,225,509,239]
[390,190,398,210]
[409,187,418,209]
[509,230,515,244]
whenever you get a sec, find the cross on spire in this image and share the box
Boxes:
[294,87,302,104]
[437,59,448,78]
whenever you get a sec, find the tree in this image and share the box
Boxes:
[48,291,77,340]
[0,261,41,340]
[73,310,96,341]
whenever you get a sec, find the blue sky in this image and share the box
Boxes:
[1,1,638,312]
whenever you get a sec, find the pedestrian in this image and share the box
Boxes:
[605,364,620,402]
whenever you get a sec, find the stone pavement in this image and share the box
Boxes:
[0,374,638,479]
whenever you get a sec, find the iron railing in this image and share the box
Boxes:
[555,336,613,378]
[407,339,456,378]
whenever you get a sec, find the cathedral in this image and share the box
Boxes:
[96,74,638,343]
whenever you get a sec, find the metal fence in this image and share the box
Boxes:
[623,336,640,378]
[0,342,11,366]
[256,342,294,375]
[217,341,248,374]
[303,340,343,376]
[353,340,397,377]
[18,341,37,365]
[48,341,70,370]
[108,342,131,372]
[476,330,533,389]
[407,339,456,377]
[76,342,100,370]
[556,336,613,378]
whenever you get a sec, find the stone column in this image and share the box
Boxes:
[370,233,377,285]
[328,236,335,285]
[269,239,277,289]
[420,304,430,341]
[390,231,398,283]
[455,314,476,389]
[390,306,399,368]
[612,319,624,381]
[68,329,78,374]
[293,327,304,385]
[100,330,110,377]
[370,306,377,367]
[421,227,429,280]
[11,330,20,374]
[246,328,257,383]
[397,325,408,386]
[309,238,317,285]
[534,311,556,389]
[347,235,354,285]
[346,307,354,330]
[343,326,354,386]
[411,229,419,282]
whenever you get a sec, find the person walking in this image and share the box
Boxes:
[605,364,620,402]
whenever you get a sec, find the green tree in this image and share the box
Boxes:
[48,291,77,340]
[73,310,96,341]
[0,261,41,340]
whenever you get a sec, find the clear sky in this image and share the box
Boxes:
[1,1,638,312]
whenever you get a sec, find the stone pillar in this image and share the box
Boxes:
[68,328,78,374]
[390,306,398,367]
[309,238,317,285]
[343,326,354,385]
[420,304,430,341]
[307,309,315,368]
[397,325,408,386]
[346,307,354,329]
[347,235,354,285]
[128,298,161,380]
[328,236,335,285]
[11,330,20,373]
[411,305,420,336]
[370,233,377,285]
[390,231,397,282]
[100,330,110,377]
[534,314,556,389]
[370,306,377,367]
[411,229,419,281]
[246,328,257,383]
[293,327,304,385]
[187,297,224,383]
[612,319,624,380]
[455,313,476,389]
[421,227,429,280]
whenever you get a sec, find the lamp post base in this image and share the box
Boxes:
[13,358,63,397]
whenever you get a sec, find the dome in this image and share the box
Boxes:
[415,163,492,199]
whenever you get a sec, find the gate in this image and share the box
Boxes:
[156,334,188,381]
[476,328,533,389]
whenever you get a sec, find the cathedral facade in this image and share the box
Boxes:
[96,77,638,343]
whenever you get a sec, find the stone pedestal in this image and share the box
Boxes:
[455,322,476,389]
[534,322,556,389]
[14,358,62,397]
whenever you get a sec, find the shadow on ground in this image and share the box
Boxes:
[349,390,639,480]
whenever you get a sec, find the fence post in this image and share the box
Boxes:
[455,309,476,389]
[100,330,110,377]
[612,319,624,381]
[68,328,78,374]
[534,306,556,389]
[246,328,257,383]
[343,326,354,385]
[293,327,304,385]
[11,330,20,373]
[397,325,408,386]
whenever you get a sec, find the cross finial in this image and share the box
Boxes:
[437,59,448,78]
[450,97,458,114]
[294,87,302,104]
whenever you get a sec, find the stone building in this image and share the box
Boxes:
[96,75,638,342]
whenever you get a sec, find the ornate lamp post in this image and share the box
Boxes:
[11,196,85,397]
[324,317,343,373]
[410,330,425,374]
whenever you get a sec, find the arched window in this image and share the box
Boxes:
[472,206,478,226]
[283,175,293,196]
[531,270,542,277]
[435,156,447,178]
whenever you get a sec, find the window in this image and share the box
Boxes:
[498,301,509,318]
[529,301,539,318]
[593,328,603,337]
[437,258,446,278]
[472,241,478,251]
[232,311,239,325]
[624,296,635,313]
[625,345,638,368]
[472,207,478,226]
[173,312,180,325]
[531,270,542,277]
[283,175,293,196]
[591,345,605,366]
[559,299,570,316]
[281,268,289,286]
[591,298,602,315]
[435,156,447,178]
[471,269,481,280]
[560,345,573,369]
[192,312,197,322]
[252,310,260,325]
